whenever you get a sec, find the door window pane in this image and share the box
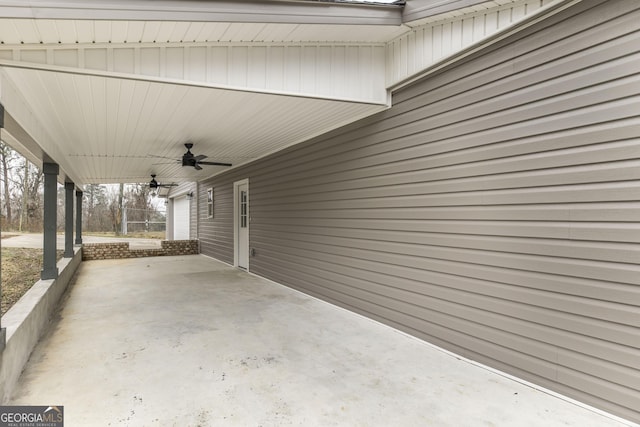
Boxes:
[240,190,247,228]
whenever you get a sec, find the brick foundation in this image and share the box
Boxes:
[82,240,199,261]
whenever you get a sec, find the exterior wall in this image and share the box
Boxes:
[198,177,241,266]
[190,183,198,241]
[197,0,640,422]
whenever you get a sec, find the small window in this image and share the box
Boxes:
[207,188,214,218]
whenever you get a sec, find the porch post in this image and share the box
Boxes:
[75,190,83,244]
[0,103,6,350]
[64,182,74,257]
[41,162,59,280]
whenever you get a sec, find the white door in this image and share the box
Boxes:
[173,196,190,240]
[236,181,249,269]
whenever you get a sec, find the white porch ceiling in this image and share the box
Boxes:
[1,65,385,185]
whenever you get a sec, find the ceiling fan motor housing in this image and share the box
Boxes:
[182,154,196,167]
[182,143,196,167]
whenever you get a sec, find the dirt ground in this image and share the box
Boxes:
[1,244,63,316]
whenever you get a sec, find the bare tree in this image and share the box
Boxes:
[84,184,109,231]
[117,183,124,235]
[0,141,16,227]
[0,145,165,234]
[16,159,43,232]
[18,160,29,231]
[108,183,125,235]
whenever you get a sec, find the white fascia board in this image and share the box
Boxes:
[0,0,402,25]
[402,0,494,23]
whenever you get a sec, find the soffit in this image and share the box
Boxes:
[1,65,386,185]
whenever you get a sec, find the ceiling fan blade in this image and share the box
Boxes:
[147,154,176,160]
[152,161,179,165]
[194,163,203,171]
[194,154,207,161]
[198,161,232,167]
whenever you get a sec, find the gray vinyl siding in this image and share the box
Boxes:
[198,177,237,265]
[198,0,640,421]
[189,184,197,240]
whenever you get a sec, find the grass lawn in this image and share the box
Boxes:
[1,247,64,316]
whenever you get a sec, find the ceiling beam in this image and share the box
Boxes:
[0,42,389,104]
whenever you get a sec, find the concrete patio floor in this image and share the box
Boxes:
[8,255,632,426]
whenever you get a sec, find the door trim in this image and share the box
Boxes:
[233,178,249,270]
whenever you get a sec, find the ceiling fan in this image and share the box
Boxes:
[149,143,233,170]
[149,174,177,189]
[181,143,232,170]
